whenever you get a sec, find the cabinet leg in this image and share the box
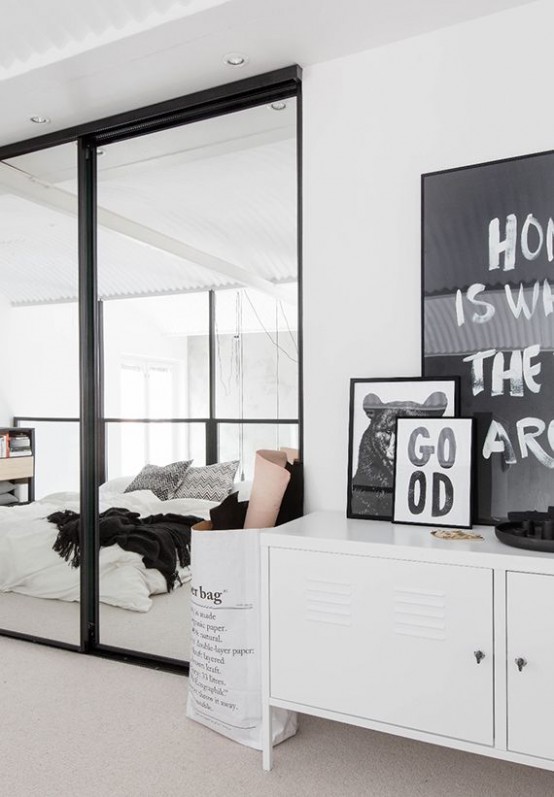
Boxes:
[262,704,273,771]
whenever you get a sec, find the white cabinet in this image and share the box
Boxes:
[507,572,554,760]
[270,548,493,744]
[261,512,554,772]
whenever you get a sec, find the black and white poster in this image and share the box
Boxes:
[347,377,457,520]
[393,417,474,529]
[423,151,554,523]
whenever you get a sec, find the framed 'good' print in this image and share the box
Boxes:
[393,416,474,529]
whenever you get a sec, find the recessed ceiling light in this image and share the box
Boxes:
[30,115,51,124]
[270,101,287,111]
[223,52,248,67]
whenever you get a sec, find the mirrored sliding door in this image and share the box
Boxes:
[0,143,81,645]
[95,98,298,662]
[0,67,301,669]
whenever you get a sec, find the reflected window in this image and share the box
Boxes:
[120,358,177,472]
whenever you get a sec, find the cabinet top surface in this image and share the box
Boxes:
[261,511,554,571]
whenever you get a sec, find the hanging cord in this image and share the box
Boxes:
[236,291,245,481]
[278,299,299,354]
[275,300,280,450]
[242,291,298,364]
[215,303,232,397]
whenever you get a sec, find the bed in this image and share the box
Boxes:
[0,483,219,613]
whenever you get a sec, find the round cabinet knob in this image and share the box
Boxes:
[515,657,527,672]
[474,650,485,664]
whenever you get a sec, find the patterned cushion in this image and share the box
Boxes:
[173,460,239,502]
[124,461,192,501]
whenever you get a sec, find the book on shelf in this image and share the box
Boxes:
[7,432,32,457]
[0,433,8,458]
[10,433,30,442]
[0,431,33,458]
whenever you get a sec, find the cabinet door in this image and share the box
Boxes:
[507,572,554,759]
[269,548,493,745]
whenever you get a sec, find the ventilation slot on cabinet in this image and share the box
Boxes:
[305,578,353,626]
[393,586,446,640]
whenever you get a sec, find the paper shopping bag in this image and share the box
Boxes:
[186,525,297,749]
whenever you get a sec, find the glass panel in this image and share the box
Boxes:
[218,423,299,481]
[215,288,299,420]
[97,98,297,662]
[121,365,146,418]
[0,143,80,645]
[105,421,206,480]
[103,293,209,419]
[148,422,174,466]
[149,367,173,416]
[120,422,147,476]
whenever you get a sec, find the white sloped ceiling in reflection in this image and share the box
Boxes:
[0,124,297,305]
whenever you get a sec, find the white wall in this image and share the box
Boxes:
[303,0,554,511]
[0,301,80,496]
[0,294,16,425]
[0,301,80,420]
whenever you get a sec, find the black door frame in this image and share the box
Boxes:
[0,66,303,673]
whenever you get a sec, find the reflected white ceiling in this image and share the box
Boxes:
[0,102,297,305]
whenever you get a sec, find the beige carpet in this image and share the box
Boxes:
[0,584,192,659]
[1,637,554,797]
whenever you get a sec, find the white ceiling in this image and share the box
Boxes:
[0,0,230,81]
[0,0,538,149]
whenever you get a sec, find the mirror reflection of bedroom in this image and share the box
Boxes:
[0,99,298,661]
[0,141,80,644]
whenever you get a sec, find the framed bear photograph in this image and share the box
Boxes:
[347,377,459,521]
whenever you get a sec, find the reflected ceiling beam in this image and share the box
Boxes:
[0,163,292,303]
[23,126,295,185]
[98,127,295,184]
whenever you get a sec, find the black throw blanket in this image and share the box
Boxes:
[48,507,202,592]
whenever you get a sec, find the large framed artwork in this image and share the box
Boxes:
[422,150,554,524]
[347,377,458,520]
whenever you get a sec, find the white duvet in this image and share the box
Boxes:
[0,489,217,612]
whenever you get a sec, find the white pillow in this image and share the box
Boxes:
[0,481,15,495]
[99,475,134,495]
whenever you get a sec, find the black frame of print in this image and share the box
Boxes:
[422,149,554,524]
[347,376,459,521]
[392,416,474,529]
